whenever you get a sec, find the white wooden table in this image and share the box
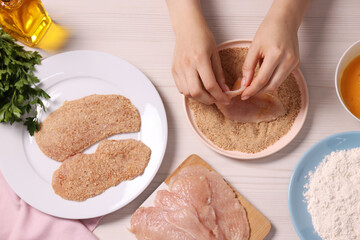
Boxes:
[40,0,360,239]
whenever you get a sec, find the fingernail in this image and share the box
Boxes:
[242,95,249,101]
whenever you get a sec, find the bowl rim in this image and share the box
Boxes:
[288,130,360,240]
[335,39,360,122]
[183,39,309,160]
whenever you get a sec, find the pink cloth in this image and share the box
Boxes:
[0,171,101,240]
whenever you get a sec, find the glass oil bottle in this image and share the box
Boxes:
[0,0,52,47]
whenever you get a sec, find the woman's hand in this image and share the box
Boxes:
[240,0,311,100]
[166,0,230,105]
[172,26,230,105]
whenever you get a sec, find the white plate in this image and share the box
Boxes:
[0,50,168,219]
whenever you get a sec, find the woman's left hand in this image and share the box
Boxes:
[240,1,305,100]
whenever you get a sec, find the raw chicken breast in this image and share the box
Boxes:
[224,79,246,99]
[170,175,225,239]
[216,79,286,123]
[154,190,216,240]
[130,165,249,240]
[130,207,195,240]
[170,165,250,240]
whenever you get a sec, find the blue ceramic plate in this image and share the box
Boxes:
[288,131,360,239]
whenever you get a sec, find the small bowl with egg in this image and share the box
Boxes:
[335,40,360,121]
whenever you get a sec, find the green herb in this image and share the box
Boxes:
[0,29,50,135]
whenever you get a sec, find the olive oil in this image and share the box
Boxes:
[0,0,51,47]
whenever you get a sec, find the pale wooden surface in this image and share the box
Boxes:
[39,0,360,239]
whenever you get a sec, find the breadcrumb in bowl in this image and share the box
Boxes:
[184,40,309,160]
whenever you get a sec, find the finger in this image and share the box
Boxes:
[180,74,191,98]
[185,69,215,105]
[172,69,182,93]
[211,51,230,92]
[184,66,214,104]
[197,57,230,104]
[262,62,296,93]
[241,53,281,100]
[173,68,190,97]
[242,44,260,87]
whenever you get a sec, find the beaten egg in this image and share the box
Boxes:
[340,55,360,118]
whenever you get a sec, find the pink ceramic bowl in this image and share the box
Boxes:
[184,39,309,160]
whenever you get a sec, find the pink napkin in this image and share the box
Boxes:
[0,171,101,240]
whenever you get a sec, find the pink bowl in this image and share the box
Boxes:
[184,39,309,160]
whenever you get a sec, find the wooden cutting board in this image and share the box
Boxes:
[164,154,271,240]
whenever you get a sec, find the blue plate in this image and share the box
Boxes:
[288,131,360,239]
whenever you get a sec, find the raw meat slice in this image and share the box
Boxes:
[170,165,250,240]
[169,175,225,239]
[217,92,286,123]
[35,94,141,162]
[130,207,195,240]
[217,79,286,123]
[224,79,246,99]
[154,190,216,240]
[52,139,151,201]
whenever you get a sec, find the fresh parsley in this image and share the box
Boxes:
[0,29,50,135]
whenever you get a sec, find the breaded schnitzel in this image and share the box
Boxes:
[35,94,141,161]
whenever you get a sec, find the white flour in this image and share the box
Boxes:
[303,148,360,240]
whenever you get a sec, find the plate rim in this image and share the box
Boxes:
[0,50,168,219]
[183,39,309,160]
[288,131,360,239]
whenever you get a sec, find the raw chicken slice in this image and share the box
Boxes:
[130,207,195,240]
[170,165,250,240]
[217,79,286,123]
[154,190,216,240]
[224,79,246,99]
[170,175,225,240]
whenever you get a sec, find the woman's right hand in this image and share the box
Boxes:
[167,0,230,105]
